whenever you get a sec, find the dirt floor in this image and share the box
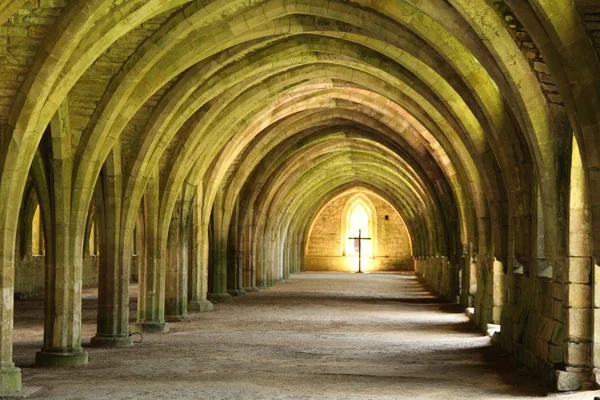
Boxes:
[10,272,600,399]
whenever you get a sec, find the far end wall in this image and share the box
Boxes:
[304,191,413,272]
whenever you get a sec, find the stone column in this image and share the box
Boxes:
[208,192,232,303]
[285,227,295,276]
[242,210,258,292]
[557,140,592,390]
[282,233,292,281]
[0,250,21,391]
[209,236,232,302]
[276,229,286,282]
[165,198,190,321]
[227,198,246,297]
[267,228,277,284]
[188,189,213,312]
[134,168,168,333]
[474,252,488,330]
[285,225,296,276]
[286,221,301,277]
[90,158,133,348]
[492,258,504,324]
[469,249,477,308]
[256,223,271,289]
[36,100,88,367]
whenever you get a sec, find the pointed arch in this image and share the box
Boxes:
[341,194,377,258]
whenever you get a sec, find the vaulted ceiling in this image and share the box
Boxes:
[0,0,598,285]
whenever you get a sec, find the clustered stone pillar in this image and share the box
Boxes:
[472,253,494,332]
[242,209,258,292]
[208,191,232,303]
[255,222,272,289]
[227,198,246,297]
[469,250,477,307]
[36,101,88,367]
[557,141,593,390]
[90,158,132,348]
[188,188,213,312]
[492,258,504,324]
[165,197,190,322]
[135,168,168,333]
[0,245,21,391]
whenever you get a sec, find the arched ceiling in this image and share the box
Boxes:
[0,0,598,270]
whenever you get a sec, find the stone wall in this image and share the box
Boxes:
[414,257,458,302]
[416,254,566,386]
[500,274,564,381]
[14,254,99,298]
[304,256,413,272]
[304,192,413,272]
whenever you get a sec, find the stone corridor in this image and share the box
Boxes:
[8,273,597,399]
[3,0,600,394]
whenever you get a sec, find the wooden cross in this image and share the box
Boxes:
[348,229,372,273]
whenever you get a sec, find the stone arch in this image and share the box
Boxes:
[0,0,597,393]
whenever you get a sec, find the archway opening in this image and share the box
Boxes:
[31,205,44,257]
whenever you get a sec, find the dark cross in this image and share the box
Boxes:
[348,229,372,273]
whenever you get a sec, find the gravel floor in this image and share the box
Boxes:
[10,272,600,399]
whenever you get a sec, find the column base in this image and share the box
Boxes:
[258,280,275,288]
[207,293,233,303]
[555,367,590,392]
[35,349,88,367]
[89,334,133,348]
[0,365,21,393]
[188,300,213,312]
[166,314,190,323]
[133,321,169,334]
[228,289,247,297]
[243,287,260,293]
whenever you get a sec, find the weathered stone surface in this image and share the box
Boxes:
[0,367,20,393]
[0,0,598,396]
[35,350,88,368]
[188,299,214,312]
[556,370,586,392]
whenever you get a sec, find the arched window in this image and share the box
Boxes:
[31,205,44,256]
[347,203,372,257]
[341,195,376,258]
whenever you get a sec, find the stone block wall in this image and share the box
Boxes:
[414,257,456,301]
[500,275,565,381]
[416,254,566,385]
[14,254,99,298]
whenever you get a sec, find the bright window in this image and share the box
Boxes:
[346,202,372,257]
[31,205,44,256]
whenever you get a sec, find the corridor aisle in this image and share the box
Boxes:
[13,273,598,399]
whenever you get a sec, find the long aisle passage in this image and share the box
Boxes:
[15,273,598,399]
